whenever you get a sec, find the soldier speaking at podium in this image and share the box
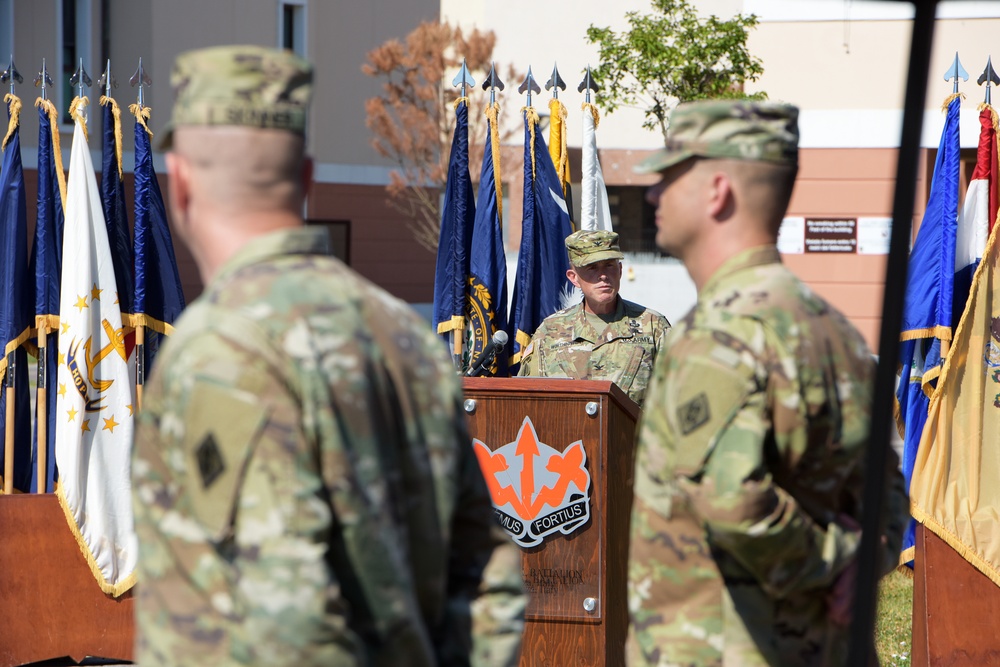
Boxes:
[518,229,670,406]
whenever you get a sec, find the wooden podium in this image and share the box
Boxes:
[463,377,640,667]
[0,495,134,666]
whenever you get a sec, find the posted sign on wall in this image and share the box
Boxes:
[805,218,857,253]
[778,217,891,255]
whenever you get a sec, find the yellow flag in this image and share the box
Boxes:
[910,220,1000,587]
[548,98,571,198]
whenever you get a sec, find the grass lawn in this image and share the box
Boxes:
[875,569,914,666]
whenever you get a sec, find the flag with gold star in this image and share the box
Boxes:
[54,99,136,596]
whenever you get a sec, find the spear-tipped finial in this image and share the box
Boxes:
[481,61,505,105]
[545,62,566,99]
[1,55,22,95]
[978,56,1000,105]
[98,58,118,97]
[451,58,475,99]
[130,57,152,107]
[34,58,53,100]
[944,52,969,95]
[70,58,92,99]
[577,65,599,104]
[518,66,540,107]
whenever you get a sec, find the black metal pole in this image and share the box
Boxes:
[848,0,937,663]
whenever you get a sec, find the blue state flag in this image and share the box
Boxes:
[896,95,961,565]
[508,108,573,373]
[432,100,475,361]
[29,98,66,493]
[0,94,34,492]
[132,108,185,374]
[100,96,133,318]
[465,103,508,376]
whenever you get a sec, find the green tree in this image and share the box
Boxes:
[586,0,765,145]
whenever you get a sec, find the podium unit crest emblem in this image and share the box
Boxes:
[473,416,591,547]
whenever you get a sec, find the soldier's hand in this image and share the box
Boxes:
[827,513,861,626]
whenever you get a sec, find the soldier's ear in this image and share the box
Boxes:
[566,268,581,288]
[165,152,191,229]
[707,170,734,221]
[300,156,314,198]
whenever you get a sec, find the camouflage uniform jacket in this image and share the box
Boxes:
[133,227,526,667]
[628,245,907,666]
[517,298,670,406]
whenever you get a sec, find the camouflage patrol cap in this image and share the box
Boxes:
[635,100,799,174]
[566,230,624,267]
[160,45,313,149]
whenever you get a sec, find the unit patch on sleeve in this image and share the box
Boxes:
[678,393,711,435]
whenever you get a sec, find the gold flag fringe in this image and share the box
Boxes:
[452,96,469,111]
[55,480,137,596]
[582,102,601,130]
[485,102,503,226]
[521,105,540,181]
[35,98,67,209]
[69,96,89,143]
[2,93,21,151]
[129,103,153,137]
[99,95,124,178]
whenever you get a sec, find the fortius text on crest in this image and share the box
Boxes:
[473,416,591,548]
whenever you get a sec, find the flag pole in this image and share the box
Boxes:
[4,353,15,494]
[131,58,151,409]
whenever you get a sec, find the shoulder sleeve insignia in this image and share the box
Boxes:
[678,392,711,435]
[196,433,226,489]
[522,341,534,358]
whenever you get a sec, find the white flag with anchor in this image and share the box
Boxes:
[55,100,137,596]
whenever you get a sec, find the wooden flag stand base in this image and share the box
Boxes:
[912,524,1000,665]
[0,495,133,666]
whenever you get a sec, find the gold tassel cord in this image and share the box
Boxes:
[69,96,89,143]
[940,92,964,112]
[2,93,21,151]
[452,96,469,111]
[977,102,999,133]
[100,96,124,178]
[485,102,504,227]
[582,102,601,130]
[35,98,68,209]
[129,103,153,138]
[521,105,540,181]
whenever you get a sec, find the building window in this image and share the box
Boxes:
[307,219,350,264]
[279,1,307,58]
[59,0,92,125]
[0,0,13,70]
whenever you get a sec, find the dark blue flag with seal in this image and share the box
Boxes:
[132,106,185,375]
[28,98,66,493]
[508,107,573,373]
[895,94,961,566]
[432,99,475,364]
[0,93,34,492]
[100,95,134,318]
[465,102,509,376]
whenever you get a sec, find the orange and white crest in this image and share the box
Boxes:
[473,416,591,547]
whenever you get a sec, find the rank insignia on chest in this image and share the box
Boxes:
[678,393,711,435]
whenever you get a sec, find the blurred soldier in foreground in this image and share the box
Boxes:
[131,45,525,667]
[518,229,670,406]
[627,100,907,666]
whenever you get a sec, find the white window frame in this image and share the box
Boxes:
[278,0,308,58]
[57,0,93,129]
[0,0,13,71]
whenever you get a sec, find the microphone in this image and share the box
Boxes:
[466,330,508,377]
